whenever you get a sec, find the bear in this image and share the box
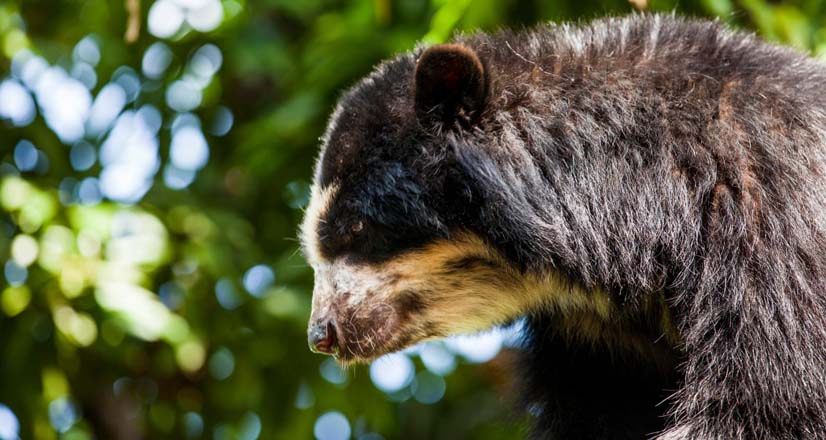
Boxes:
[299,13,826,439]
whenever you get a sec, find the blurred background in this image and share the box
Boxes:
[0,0,824,439]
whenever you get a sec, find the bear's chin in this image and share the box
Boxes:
[325,322,408,365]
[332,338,412,366]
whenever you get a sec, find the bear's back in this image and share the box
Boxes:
[449,14,826,250]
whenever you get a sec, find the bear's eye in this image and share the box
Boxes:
[351,221,364,233]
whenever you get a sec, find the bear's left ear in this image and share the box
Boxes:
[414,44,488,127]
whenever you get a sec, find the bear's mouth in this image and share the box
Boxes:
[334,333,410,364]
[310,302,412,364]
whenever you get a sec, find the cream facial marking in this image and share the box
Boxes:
[299,182,339,266]
[304,227,639,363]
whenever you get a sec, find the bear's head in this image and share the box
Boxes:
[300,43,584,363]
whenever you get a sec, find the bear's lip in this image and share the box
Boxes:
[331,332,389,364]
[333,334,412,364]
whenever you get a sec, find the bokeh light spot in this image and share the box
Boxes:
[148,0,185,38]
[11,234,39,266]
[33,66,91,143]
[4,261,28,287]
[112,67,141,102]
[95,280,180,342]
[166,80,203,112]
[172,112,201,131]
[38,225,74,273]
[72,36,101,66]
[170,125,209,170]
[1,177,32,210]
[0,403,19,440]
[13,140,38,172]
[411,371,446,404]
[0,79,35,126]
[87,83,127,136]
[208,347,235,380]
[98,110,159,203]
[418,341,457,376]
[176,339,206,372]
[186,0,224,32]
[70,142,96,171]
[189,44,222,78]
[59,176,76,205]
[445,329,504,363]
[159,281,185,310]
[42,368,69,402]
[242,264,275,297]
[12,50,47,89]
[209,105,233,136]
[1,286,32,317]
[71,62,97,89]
[108,210,168,265]
[112,377,131,399]
[173,0,209,7]
[54,306,98,346]
[184,412,203,438]
[138,105,163,133]
[369,353,414,393]
[319,358,348,386]
[239,412,262,440]
[215,278,243,309]
[163,164,197,189]
[3,29,29,58]
[76,229,101,257]
[142,42,173,79]
[314,411,350,440]
[48,397,79,433]
[77,177,103,205]
[294,382,315,409]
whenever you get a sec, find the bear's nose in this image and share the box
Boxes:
[308,318,338,355]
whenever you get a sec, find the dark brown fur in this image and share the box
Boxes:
[307,14,826,439]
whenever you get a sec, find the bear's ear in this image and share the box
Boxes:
[414,44,488,127]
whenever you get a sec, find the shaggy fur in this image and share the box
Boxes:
[303,14,826,439]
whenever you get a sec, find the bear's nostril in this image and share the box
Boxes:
[308,319,338,355]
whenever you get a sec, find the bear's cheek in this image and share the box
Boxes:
[306,232,579,362]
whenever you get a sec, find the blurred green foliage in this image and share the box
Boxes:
[0,0,823,439]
